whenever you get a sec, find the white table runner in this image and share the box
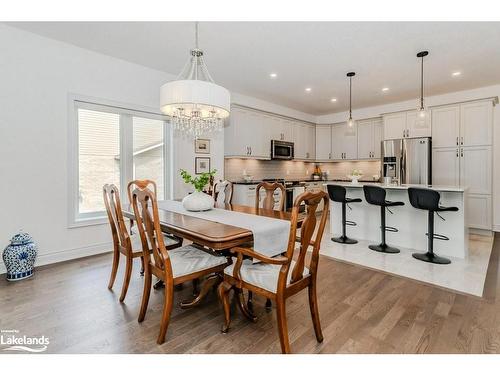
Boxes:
[158,200,291,259]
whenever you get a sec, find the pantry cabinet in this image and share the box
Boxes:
[357,118,382,159]
[431,99,494,230]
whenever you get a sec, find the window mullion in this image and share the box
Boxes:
[120,114,134,203]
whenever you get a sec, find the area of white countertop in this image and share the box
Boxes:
[323,181,465,193]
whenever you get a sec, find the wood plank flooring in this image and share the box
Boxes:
[1,234,499,354]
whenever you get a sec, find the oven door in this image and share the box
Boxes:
[271,140,294,160]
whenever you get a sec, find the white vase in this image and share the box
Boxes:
[182,190,214,211]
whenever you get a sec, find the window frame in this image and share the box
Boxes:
[68,94,171,228]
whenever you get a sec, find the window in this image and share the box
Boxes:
[69,98,170,226]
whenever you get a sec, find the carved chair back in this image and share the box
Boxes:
[255,182,285,211]
[280,190,329,290]
[213,180,233,205]
[130,187,173,280]
[127,179,157,204]
[103,184,131,253]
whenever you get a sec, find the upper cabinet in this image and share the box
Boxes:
[383,110,431,140]
[294,122,316,160]
[431,100,493,148]
[357,118,382,159]
[225,105,315,160]
[315,125,332,161]
[331,122,358,160]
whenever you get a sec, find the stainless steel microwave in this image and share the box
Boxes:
[271,140,294,160]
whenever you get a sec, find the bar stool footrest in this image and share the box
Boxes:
[345,220,357,227]
[425,233,449,241]
[383,226,398,233]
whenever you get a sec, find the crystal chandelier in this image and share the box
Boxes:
[160,22,230,138]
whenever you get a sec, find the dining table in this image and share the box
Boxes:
[122,201,303,308]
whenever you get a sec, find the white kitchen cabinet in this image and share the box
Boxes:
[331,122,357,160]
[431,104,460,148]
[225,107,254,157]
[432,147,460,187]
[232,184,282,210]
[466,194,492,230]
[383,110,431,140]
[315,125,332,161]
[460,146,492,195]
[294,122,315,160]
[357,118,383,159]
[383,112,406,140]
[460,100,493,147]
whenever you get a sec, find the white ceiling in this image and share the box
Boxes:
[8,22,500,115]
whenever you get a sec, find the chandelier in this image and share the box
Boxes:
[160,22,230,138]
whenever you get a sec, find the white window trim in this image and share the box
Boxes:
[67,93,171,228]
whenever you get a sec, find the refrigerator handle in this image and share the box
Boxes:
[400,140,406,184]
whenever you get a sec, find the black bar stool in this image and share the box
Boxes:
[327,185,362,244]
[408,187,458,265]
[363,185,404,253]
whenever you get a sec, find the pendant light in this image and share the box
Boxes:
[416,50,429,126]
[160,22,230,138]
[346,72,355,128]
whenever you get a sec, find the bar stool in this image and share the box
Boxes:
[408,187,458,265]
[363,185,404,253]
[327,185,362,244]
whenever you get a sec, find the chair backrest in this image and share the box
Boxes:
[213,180,233,205]
[408,187,440,211]
[363,185,387,206]
[103,184,131,252]
[280,190,329,289]
[130,187,174,279]
[326,184,346,203]
[256,182,285,211]
[127,179,157,204]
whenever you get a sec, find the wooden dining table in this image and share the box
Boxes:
[122,201,303,307]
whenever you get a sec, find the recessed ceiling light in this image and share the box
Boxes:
[269,73,277,78]
[452,71,461,77]
[330,98,337,102]
[305,87,312,92]
[382,87,389,92]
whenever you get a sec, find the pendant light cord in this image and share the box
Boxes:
[195,21,199,50]
[349,75,352,120]
[420,54,424,110]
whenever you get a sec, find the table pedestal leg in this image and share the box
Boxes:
[180,274,222,308]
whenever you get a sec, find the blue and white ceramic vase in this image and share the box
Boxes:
[3,231,38,281]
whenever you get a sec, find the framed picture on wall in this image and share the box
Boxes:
[195,157,211,174]
[194,138,210,154]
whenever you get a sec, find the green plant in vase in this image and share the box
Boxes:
[180,169,217,211]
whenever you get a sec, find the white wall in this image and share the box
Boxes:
[0,24,313,272]
[317,85,500,232]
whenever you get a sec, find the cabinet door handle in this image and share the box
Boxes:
[456,137,459,146]
[460,137,463,145]
[461,149,464,157]
[329,152,331,159]
[456,149,459,157]
[250,147,252,155]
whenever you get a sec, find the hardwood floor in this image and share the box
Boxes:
[1,234,499,354]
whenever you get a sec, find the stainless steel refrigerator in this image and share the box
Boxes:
[381,137,432,185]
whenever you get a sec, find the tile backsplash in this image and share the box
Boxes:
[224,158,381,181]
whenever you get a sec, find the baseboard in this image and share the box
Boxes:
[469,228,494,237]
[493,224,500,233]
[0,241,112,275]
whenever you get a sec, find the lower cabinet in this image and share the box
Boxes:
[466,194,492,230]
[232,184,282,210]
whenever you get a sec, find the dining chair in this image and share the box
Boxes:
[255,181,285,211]
[213,180,233,205]
[103,184,182,303]
[127,179,183,268]
[131,187,230,344]
[218,190,329,354]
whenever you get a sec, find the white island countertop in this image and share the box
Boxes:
[324,181,465,193]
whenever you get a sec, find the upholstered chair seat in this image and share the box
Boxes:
[168,245,228,278]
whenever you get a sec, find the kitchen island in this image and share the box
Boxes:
[325,182,468,259]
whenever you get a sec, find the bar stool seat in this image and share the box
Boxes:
[408,187,458,265]
[363,185,404,254]
[327,185,362,244]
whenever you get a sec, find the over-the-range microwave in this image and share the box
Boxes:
[271,140,294,160]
